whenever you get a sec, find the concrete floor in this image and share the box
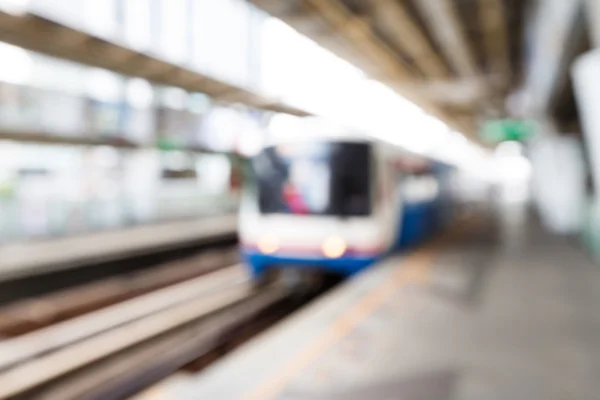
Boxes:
[135,205,600,400]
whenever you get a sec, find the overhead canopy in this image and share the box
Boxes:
[249,0,531,137]
[0,10,311,117]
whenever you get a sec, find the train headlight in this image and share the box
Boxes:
[322,237,347,259]
[257,235,279,255]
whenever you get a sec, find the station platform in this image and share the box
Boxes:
[0,214,237,282]
[135,206,600,399]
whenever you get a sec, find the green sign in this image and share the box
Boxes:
[481,119,535,143]
[156,137,184,151]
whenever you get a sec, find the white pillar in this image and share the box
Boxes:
[529,133,585,233]
[572,51,600,194]
[572,50,600,245]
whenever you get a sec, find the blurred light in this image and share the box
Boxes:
[236,117,264,157]
[202,107,242,151]
[450,131,467,145]
[123,0,152,50]
[260,16,363,113]
[0,42,32,84]
[86,68,122,102]
[0,140,21,164]
[188,93,211,114]
[401,114,451,154]
[404,176,440,202]
[495,140,523,157]
[321,236,346,259]
[493,154,532,183]
[160,87,188,110]
[126,78,153,108]
[267,114,302,140]
[164,151,188,171]
[492,141,531,184]
[258,235,279,255]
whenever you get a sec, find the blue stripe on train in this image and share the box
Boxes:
[395,200,441,249]
[242,251,380,279]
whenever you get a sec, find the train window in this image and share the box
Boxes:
[402,175,439,203]
[253,141,372,216]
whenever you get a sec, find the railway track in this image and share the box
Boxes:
[0,246,316,400]
[0,247,239,338]
[26,287,291,400]
[0,234,237,305]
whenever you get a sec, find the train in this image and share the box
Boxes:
[238,118,453,284]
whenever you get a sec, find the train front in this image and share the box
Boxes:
[239,139,384,282]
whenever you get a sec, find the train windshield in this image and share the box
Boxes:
[252,141,372,216]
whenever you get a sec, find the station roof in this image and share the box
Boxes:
[0,10,310,118]
[249,0,531,137]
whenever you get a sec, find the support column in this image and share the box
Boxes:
[572,50,600,254]
[572,52,600,197]
[528,118,585,234]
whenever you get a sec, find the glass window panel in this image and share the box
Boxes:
[30,54,86,95]
[0,43,33,85]
[84,0,118,40]
[156,0,189,63]
[123,0,152,51]
[191,0,250,86]
[29,0,85,30]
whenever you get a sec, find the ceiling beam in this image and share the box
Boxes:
[302,0,417,80]
[479,0,511,82]
[251,0,476,136]
[248,0,303,16]
[370,0,450,79]
[301,0,473,131]
[405,77,491,107]
[412,0,479,78]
